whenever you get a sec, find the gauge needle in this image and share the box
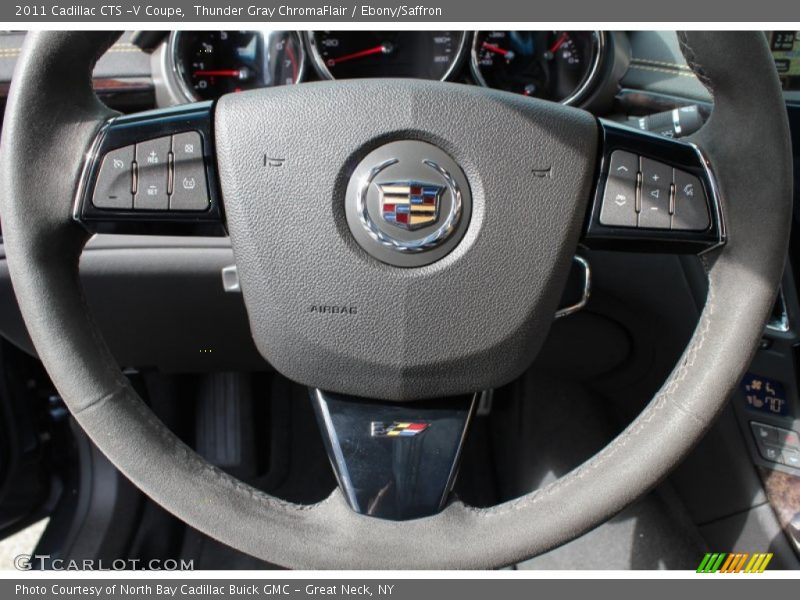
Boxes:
[549,32,570,54]
[287,44,298,82]
[481,42,514,59]
[193,69,242,77]
[326,44,388,67]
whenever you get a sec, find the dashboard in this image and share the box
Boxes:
[162,30,606,106]
[770,31,800,91]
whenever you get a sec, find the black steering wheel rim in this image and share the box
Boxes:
[0,31,792,568]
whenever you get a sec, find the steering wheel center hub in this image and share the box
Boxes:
[345,140,472,267]
[214,79,598,400]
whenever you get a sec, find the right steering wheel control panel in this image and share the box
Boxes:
[583,120,723,254]
[599,150,710,232]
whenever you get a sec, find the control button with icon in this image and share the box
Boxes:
[598,150,710,232]
[134,136,170,210]
[91,131,211,213]
[92,145,135,209]
[170,131,210,211]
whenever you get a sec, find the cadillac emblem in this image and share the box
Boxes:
[371,422,430,438]
[345,140,472,266]
[378,182,444,231]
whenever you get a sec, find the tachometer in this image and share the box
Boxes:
[307,31,466,81]
[471,31,604,104]
[172,31,305,101]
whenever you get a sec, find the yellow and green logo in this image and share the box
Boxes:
[696,552,773,573]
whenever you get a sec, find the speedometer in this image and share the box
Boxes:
[172,31,305,101]
[307,31,466,81]
[471,31,604,104]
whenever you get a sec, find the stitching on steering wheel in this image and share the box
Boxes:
[79,388,333,514]
[677,33,715,96]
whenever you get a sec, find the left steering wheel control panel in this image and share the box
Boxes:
[75,102,224,235]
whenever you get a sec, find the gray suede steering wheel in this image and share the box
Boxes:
[0,31,793,568]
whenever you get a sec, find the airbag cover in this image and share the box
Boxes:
[214,79,597,400]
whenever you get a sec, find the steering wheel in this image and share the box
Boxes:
[0,31,792,568]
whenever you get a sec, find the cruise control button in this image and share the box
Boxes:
[135,136,170,210]
[92,145,134,209]
[171,132,210,211]
[639,157,671,229]
[673,169,710,231]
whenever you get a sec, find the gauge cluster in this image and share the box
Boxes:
[170,31,305,101]
[165,30,607,106]
[306,31,466,81]
[471,31,602,104]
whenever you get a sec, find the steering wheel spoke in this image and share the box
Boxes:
[582,119,724,254]
[311,389,477,520]
[75,102,225,236]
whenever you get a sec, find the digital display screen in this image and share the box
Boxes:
[741,372,790,416]
[769,31,800,91]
